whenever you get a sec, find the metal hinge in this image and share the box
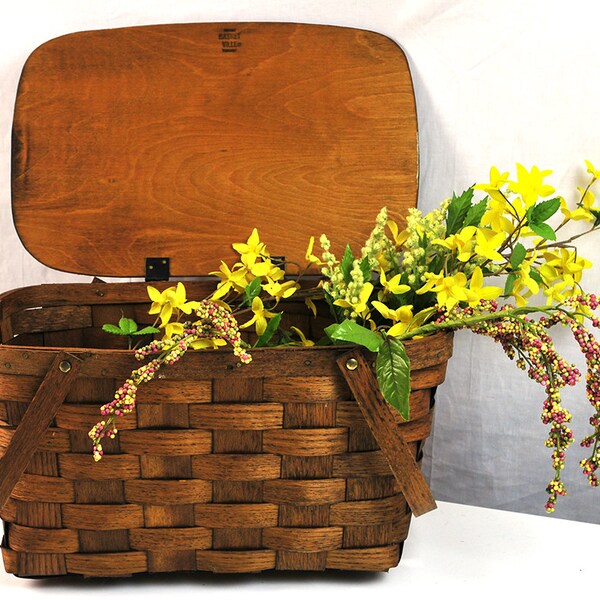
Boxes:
[145,257,170,282]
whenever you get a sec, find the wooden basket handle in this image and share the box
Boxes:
[337,348,437,517]
[0,351,83,512]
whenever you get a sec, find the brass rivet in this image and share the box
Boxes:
[23,352,29,359]
[4,362,11,369]
[345,358,359,371]
[96,290,105,297]
[101,369,108,377]
[157,373,165,379]
[59,360,72,373]
[304,360,312,366]
[236,363,242,368]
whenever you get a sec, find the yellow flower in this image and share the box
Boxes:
[544,281,569,305]
[480,197,515,234]
[561,188,597,222]
[334,282,374,319]
[416,271,444,296]
[371,300,414,336]
[372,300,413,322]
[148,282,200,326]
[377,269,410,299]
[305,296,318,317]
[543,249,591,284]
[417,271,468,310]
[210,261,249,299]
[473,228,506,262]
[244,257,274,278]
[162,320,184,340]
[514,261,540,296]
[585,159,600,179]
[509,164,555,208]
[190,338,227,350]
[465,267,502,307]
[240,296,278,336]
[262,278,299,303]
[232,228,267,263]
[266,264,286,282]
[432,225,477,262]
[511,279,533,307]
[290,326,314,346]
[388,320,413,337]
[387,220,409,246]
[435,273,469,310]
[305,236,323,266]
[539,263,559,287]
[474,166,510,203]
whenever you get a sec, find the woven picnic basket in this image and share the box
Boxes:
[0,23,454,577]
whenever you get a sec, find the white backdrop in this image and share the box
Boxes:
[1,0,600,524]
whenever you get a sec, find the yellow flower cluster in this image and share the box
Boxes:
[147,282,200,338]
[210,228,290,302]
[209,228,315,338]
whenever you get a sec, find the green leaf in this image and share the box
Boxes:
[324,320,383,353]
[323,290,343,324]
[340,245,355,284]
[590,208,600,227]
[254,313,283,347]
[504,273,516,296]
[529,267,543,285]
[528,197,561,224]
[118,317,138,335]
[510,242,527,270]
[376,337,411,421]
[244,278,262,307]
[102,323,126,335]
[529,222,556,240]
[446,187,474,235]
[359,256,372,283]
[132,326,161,336]
[462,198,488,228]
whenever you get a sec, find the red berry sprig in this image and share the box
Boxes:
[89,300,251,460]
[433,295,600,512]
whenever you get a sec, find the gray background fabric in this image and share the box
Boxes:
[1,0,599,523]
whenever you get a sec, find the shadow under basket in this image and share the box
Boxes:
[0,281,453,577]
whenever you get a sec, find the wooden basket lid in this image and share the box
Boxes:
[12,22,417,278]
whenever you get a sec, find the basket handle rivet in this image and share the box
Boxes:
[59,360,72,373]
[345,358,359,371]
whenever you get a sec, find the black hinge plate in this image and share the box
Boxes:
[145,257,170,281]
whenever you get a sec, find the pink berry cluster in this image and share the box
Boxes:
[563,295,600,488]
[88,419,118,462]
[88,378,138,461]
[435,295,600,512]
[195,299,252,364]
[89,300,252,461]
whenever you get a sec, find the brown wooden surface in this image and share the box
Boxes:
[338,349,437,517]
[0,352,82,513]
[12,22,417,277]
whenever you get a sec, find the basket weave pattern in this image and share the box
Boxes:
[0,284,452,576]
